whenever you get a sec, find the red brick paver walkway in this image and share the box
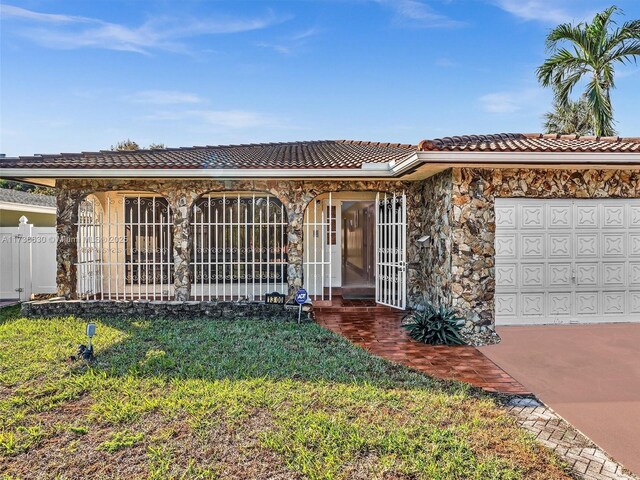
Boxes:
[314,300,529,395]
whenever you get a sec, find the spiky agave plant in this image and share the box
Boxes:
[402,303,465,346]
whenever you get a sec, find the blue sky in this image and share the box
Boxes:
[1,0,639,156]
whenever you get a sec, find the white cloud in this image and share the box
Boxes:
[257,27,322,55]
[0,4,95,24]
[126,90,204,105]
[479,89,542,114]
[191,110,277,129]
[1,4,287,54]
[144,109,282,129]
[377,0,464,28]
[492,0,591,24]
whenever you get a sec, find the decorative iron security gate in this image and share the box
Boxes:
[76,194,174,300]
[303,193,335,302]
[191,193,288,301]
[375,192,407,309]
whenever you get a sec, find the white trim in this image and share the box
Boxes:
[0,166,398,179]
[0,201,56,214]
[417,151,640,165]
[2,150,638,182]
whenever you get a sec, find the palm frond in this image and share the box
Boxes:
[536,49,588,87]
[585,77,615,136]
[543,97,595,136]
[555,68,589,108]
[546,23,590,52]
[606,41,640,65]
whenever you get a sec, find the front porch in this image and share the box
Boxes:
[54,178,412,308]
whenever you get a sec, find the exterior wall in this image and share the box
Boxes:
[0,209,56,227]
[406,170,453,310]
[55,178,406,301]
[414,167,640,342]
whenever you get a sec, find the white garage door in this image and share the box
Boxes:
[495,198,640,325]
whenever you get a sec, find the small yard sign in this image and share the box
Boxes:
[295,288,308,305]
[295,288,308,324]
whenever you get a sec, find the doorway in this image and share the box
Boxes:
[303,190,406,309]
[342,201,375,299]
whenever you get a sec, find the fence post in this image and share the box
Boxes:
[17,216,33,302]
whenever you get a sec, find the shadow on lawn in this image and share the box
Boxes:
[75,314,467,392]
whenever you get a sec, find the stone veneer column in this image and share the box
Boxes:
[449,168,496,332]
[165,190,198,301]
[406,171,454,309]
[55,183,88,299]
[285,200,305,298]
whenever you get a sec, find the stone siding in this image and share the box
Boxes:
[22,299,304,321]
[406,170,453,308]
[413,168,640,341]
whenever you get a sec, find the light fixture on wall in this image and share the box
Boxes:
[417,235,430,245]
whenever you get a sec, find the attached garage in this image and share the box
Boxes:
[495,198,640,325]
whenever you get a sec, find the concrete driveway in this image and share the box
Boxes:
[479,324,640,476]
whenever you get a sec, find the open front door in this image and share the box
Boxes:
[375,192,407,310]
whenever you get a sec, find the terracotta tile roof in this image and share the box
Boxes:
[418,133,640,153]
[0,140,416,170]
[0,188,56,208]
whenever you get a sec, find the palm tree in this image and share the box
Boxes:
[537,6,640,136]
[543,96,595,135]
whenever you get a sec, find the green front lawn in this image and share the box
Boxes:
[0,306,568,479]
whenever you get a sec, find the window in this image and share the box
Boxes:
[191,193,288,300]
[124,196,173,286]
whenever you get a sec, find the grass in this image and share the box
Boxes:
[0,305,570,479]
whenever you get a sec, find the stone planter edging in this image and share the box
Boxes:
[21,299,303,322]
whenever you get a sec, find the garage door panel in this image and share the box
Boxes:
[521,235,544,258]
[521,263,544,288]
[549,264,572,287]
[495,235,516,258]
[631,235,640,256]
[576,263,598,286]
[495,205,517,229]
[549,205,572,228]
[548,234,571,257]
[631,264,640,286]
[521,293,545,317]
[549,292,572,316]
[576,292,599,316]
[495,293,517,319]
[521,205,544,229]
[576,234,598,257]
[576,205,598,228]
[602,234,625,257]
[631,207,640,228]
[603,263,625,286]
[496,198,640,325]
[603,204,625,227]
[604,292,625,315]
[496,264,517,287]
[631,293,640,313]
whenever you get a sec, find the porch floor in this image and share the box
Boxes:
[314,300,530,395]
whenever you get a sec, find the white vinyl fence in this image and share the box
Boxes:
[0,216,57,301]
